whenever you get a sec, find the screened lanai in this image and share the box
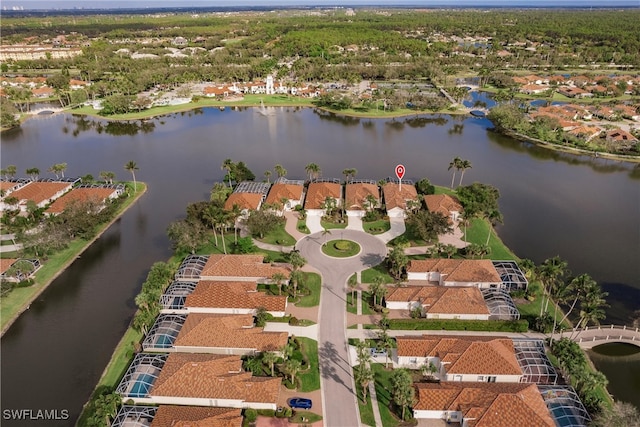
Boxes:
[160,281,198,311]
[116,353,168,400]
[482,288,520,320]
[233,181,271,195]
[174,255,208,281]
[493,260,529,291]
[111,406,157,427]
[539,385,591,427]
[142,314,187,351]
[513,339,558,385]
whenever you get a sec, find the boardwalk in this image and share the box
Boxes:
[553,325,640,349]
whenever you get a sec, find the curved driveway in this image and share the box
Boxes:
[296,230,388,427]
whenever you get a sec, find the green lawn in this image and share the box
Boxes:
[1,183,147,332]
[353,370,376,427]
[515,281,571,329]
[296,219,310,234]
[298,337,320,392]
[296,273,321,307]
[371,364,403,427]
[256,224,296,246]
[361,264,394,284]
[363,219,391,235]
[321,239,361,258]
[289,411,323,424]
[320,219,348,229]
[463,217,518,260]
[346,290,375,315]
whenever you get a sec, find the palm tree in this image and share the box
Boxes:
[348,274,358,304]
[221,158,234,187]
[558,274,596,327]
[274,164,287,179]
[305,162,321,181]
[485,209,504,245]
[215,210,230,254]
[577,282,609,329]
[100,171,115,184]
[354,363,374,404]
[124,160,139,192]
[264,170,272,183]
[26,167,40,181]
[321,227,331,247]
[271,272,288,295]
[458,159,472,186]
[365,194,378,212]
[283,358,302,386]
[204,204,221,247]
[244,356,264,375]
[262,351,279,377]
[448,157,461,189]
[537,256,570,317]
[342,168,357,183]
[6,164,17,179]
[227,203,243,244]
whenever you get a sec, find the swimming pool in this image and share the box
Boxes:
[129,373,155,398]
[549,403,581,427]
[155,333,175,348]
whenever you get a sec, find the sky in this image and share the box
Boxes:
[1,0,639,10]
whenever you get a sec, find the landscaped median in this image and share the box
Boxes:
[0,182,147,335]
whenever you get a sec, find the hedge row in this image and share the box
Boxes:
[389,318,529,332]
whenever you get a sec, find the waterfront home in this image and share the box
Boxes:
[557,86,593,99]
[116,353,281,410]
[304,180,342,217]
[406,259,502,288]
[0,258,41,283]
[396,335,522,382]
[224,181,270,219]
[606,128,638,145]
[423,194,463,223]
[143,313,288,355]
[381,181,418,218]
[111,405,243,427]
[199,254,290,282]
[178,280,287,317]
[264,178,305,214]
[412,382,555,426]
[386,285,490,320]
[44,186,122,216]
[3,181,73,212]
[344,181,380,218]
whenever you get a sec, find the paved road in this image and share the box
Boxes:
[297,230,388,427]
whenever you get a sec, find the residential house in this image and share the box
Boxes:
[44,187,121,216]
[224,181,270,218]
[557,86,592,99]
[5,181,73,212]
[344,181,379,218]
[304,181,342,217]
[203,86,231,98]
[396,335,523,382]
[520,84,548,95]
[385,285,490,320]
[382,182,419,218]
[150,406,242,427]
[144,313,288,354]
[199,254,290,282]
[605,129,638,150]
[423,194,463,223]
[406,259,502,288]
[31,86,54,98]
[412,382,555,426]
[568,126,602,142]
[264,179,305,214]
[172,37,188,46]
[116,353,281,410]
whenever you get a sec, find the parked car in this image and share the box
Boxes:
[370,348,387,357]
[288,397,312,409]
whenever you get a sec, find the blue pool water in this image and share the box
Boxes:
[155,334,175,348]
[550,403,580,427]
[129,373,155,398]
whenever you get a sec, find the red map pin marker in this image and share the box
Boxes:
[395,164,405,180]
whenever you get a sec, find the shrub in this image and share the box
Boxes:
[334,240,352,251]
[289,316,299,326]
[244,408,257,422]
[389,318,528,332]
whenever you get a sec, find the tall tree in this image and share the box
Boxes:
[536,256,570,317]
[274,164,287,178]
[342,168,357,183]
[221,158,234,188]
[387,246,408,281]
[305,162,321,181]
[448,157,461,189]
[390,369,415,421]
[124,160,139,192]
[348,274,358,304]
[457,159,472,186]
[271,272,288,296]
[262,351,279,377]
[264,169,272,183]
[26,167,40,181]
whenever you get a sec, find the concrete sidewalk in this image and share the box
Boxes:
[376,217,405,243]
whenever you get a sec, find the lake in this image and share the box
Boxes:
[1,106,639,424]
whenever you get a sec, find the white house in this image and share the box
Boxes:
[385,285,490,320]
[304,181,342,217]
[396,335,523,383]
[264,179,305,214]
[406,259,502,289]
[382,182,418,218]
[423,194,463,222]
[344,181,379,218]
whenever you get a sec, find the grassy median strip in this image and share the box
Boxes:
[298,337,320,392]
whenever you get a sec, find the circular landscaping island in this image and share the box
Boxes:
[322,239,361,258]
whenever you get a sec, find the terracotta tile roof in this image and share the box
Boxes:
[0,181,20,192]
[386,286,489,315]
[423,194,463,218]
[151,405,242,427]
[186,280,287,312]
[151,354,280,403]
[414,382,555,427]
[304,182,341,209]
[382,182,418,211]
[0,258,17,275]
[45,187,117,214]
[408,259,501,283]
[9,182,72,206]
[606,129,638,143]
[31,86,54,96]
[345,182,379,210]
[224,192,263,211]
[174,313,288,351]
[201,254,290,280]
[397,335,521,375]
[264,183,304,206]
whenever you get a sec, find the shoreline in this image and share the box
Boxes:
[0,184,148,336]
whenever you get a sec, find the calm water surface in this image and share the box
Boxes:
[1,107,639,424]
